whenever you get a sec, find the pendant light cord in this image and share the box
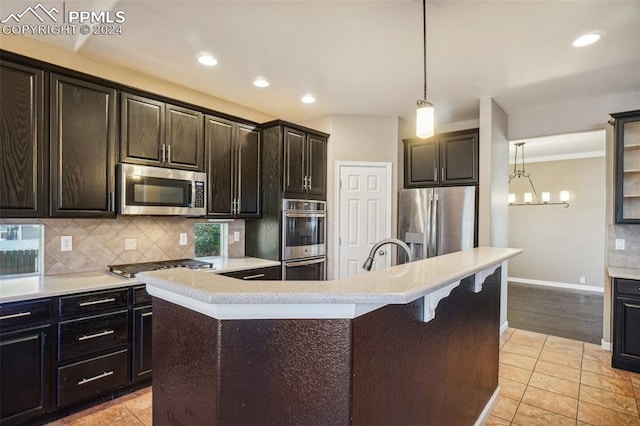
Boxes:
[423,0,427,101]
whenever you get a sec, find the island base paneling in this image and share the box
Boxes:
[151,267,502,426]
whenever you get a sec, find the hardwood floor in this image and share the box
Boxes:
[507,282,604,345]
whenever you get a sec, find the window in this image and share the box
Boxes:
[194,223,228,257]
[0,224,44,277]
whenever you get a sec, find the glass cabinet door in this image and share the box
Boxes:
[614,110,640,223]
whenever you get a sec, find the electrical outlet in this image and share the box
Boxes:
[179,233,188,246]
[61,236,72,252]
[124,238,137,251]
[580,277,586,284]
[233,231,240,242]
[615,239,625,250]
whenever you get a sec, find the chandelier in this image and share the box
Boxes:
[508,143,570,208]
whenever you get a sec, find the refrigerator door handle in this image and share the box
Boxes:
[431,194,439,257]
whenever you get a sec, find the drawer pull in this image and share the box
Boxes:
[79,298,116,307]
[141,312,153,318]
[78,370,114,385]
[242,273,265,280]
[78,330,114,341]
[0,311,31,320]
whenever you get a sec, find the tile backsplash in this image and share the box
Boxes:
[0,217,245,275]
[608,224,640,269]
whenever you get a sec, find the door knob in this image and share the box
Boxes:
[379,250,385,256]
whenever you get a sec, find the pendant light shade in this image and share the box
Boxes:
[416,100,434,138]
[416,0,434,139]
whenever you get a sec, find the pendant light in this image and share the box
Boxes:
[416,0,434,139]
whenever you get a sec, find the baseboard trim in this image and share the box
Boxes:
[601,339,611,351]
[500,321,509,335]
[474,387,500,426]
[508,277,604,293]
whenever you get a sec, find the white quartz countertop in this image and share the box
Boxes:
[608,266,640,281]
[139,247,522,306]
[0,257,281,304]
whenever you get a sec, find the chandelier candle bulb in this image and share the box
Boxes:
[560,191,570,202]
[508,193,516,204]
[541,192,550,203]
[524,193,533,203]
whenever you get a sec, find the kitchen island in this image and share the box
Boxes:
[137,247,521,426]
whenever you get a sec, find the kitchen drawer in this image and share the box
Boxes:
[58,288,129,317]
[133,285,151,305]
[57,349,128,407]
[221,265,281,281]
[58,310,129,362]
[616,279,640,298]
[0,298,51,329]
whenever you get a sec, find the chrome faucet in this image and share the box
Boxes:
[362,238,413,271]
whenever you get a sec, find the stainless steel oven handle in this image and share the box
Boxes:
[286,258,325,267]
[285,212,326,218]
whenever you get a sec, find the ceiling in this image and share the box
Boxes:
[3,0,640,140]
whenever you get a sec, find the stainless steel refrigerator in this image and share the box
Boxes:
[398,186,476,263]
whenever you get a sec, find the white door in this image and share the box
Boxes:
[336,162,392,277]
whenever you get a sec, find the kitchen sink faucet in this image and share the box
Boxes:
[362,238,413,271]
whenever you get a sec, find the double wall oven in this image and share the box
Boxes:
[281,199,326,280]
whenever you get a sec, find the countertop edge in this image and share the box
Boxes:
[608,266,640,281]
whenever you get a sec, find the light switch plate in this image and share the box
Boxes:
[179,233,188,246]
[615,238,625,250]
[61,236,72,252]
[124,238,137,251]
[233,231,240,242]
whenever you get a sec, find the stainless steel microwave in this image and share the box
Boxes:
[118,164,207,216]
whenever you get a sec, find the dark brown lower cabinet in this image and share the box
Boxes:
[132,305,153,382]
[0,324,51,425]
[221,265,281,280]
[613,278,640,373]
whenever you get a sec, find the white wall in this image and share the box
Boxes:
[508,157,606,288]
[302,115,400,280]
[479,97,510,328]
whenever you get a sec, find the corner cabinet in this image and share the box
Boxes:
[205,116,261,218]
[121,92,204,172]
[612,110,640,224]
[261,121,328,200]
[0,60,46,218]
[612,278,640,373]
[404,128,479,188]
[50,74,117,217]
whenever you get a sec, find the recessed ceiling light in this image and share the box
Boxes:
[253,77,270,88]
[301,94,316,104]
[197,53,217,66]
[572,33,601,47]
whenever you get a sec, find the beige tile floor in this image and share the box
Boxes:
[46,386,152,426]
[47,328,640,426]
[489,328,640,426]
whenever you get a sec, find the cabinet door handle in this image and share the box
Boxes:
[308,176,312,190]
[161,144,166,163]
[167,144,171,163]
[0,311,31,320]
[78,330,114,341]
[242,273,265,280]
[434,168,437,181]
[236,199,240,214]
[441,168,445,181]
[108,191,115,212]
[141,312,153,318]
[79,297,116,307]
[78,370,114,385]
[303,176,308,190]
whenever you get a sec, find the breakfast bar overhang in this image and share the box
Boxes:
[137,247,522,425]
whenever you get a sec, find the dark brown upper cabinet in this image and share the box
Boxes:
[282,126,327,199]
[121,93,204,171]
[50,74,117,217]
[205,116,261,218]
[612,110,640,224]
[0,60,46,217]
[404,128,479,188]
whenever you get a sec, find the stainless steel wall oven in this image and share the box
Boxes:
[281,199,326,280]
